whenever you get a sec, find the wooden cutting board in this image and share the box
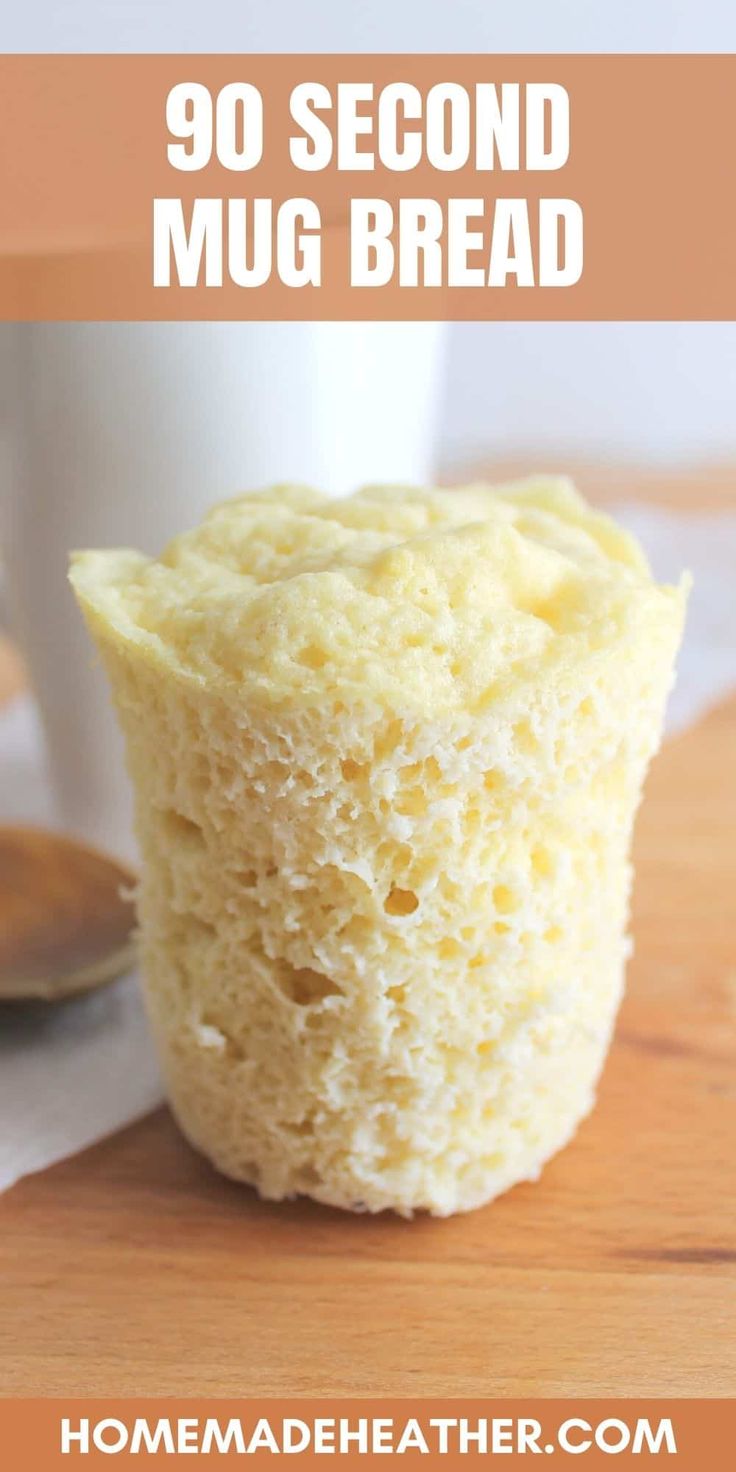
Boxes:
[0,472,734,1398]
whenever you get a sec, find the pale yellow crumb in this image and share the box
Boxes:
[70,479,687,1216]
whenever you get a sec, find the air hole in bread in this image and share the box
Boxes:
[493,884,518,915]
[160,808,205,847]
[274,961,343,1006]
[384,887,419,917]
[295,1164,322,1189]
[531,845,553,877]
[196,1013,244,1060]
[340,758,364,780]
[298,643,327,669]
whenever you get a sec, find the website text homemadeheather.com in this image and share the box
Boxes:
[60,1411,677,1457]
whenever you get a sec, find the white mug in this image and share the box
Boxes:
[0,321,445,860]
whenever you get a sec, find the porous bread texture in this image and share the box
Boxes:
[70,479,688,1216]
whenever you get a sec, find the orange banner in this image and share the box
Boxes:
[1,1399,734,1469]
[1,54,735,320]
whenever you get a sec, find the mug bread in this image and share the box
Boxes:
[71,480,687,1215]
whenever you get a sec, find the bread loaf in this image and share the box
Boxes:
[70,480,687,1215]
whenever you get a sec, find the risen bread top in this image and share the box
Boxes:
[70,479,685,715]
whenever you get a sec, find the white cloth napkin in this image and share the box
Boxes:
[1,503,735,1192]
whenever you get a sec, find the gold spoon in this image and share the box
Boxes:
[0,826,137,1002]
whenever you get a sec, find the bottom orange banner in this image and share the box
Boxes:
[0,1399,733,1469]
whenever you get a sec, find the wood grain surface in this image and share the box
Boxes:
[0,469,734,1398]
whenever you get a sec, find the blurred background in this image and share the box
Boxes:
[442,323,736,475]
[3,0,736,54]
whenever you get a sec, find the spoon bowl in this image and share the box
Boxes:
[0,826,137,1002]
